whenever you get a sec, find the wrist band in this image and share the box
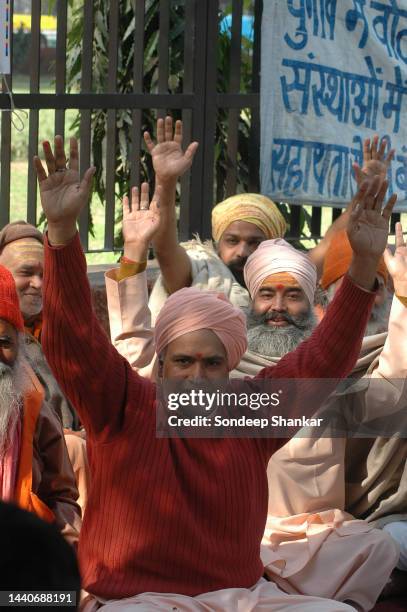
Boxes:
[117,257,147,281]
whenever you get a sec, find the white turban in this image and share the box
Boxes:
[243,239,317,305]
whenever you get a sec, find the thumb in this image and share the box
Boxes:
[383,247,392,269]
[353,163,365,185]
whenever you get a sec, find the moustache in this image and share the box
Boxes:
[0,362,13,377]
[228,257,248,271]
[248,309,311,330]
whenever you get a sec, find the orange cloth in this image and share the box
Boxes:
[24,315,42,341]
[116,257,147,282]
[14,366,55,523]
[396,294,407,308]
[321,230,388,290]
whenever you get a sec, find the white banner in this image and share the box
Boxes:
[0,0,11,74]
[260,0,407,211]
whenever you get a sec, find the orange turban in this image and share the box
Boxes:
[154,287,247,371]
[211,193,287,242]
[321,230,388,290]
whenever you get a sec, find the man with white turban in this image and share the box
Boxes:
[35,135,399,610]
[143,117,365,325]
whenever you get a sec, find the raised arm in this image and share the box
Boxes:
[35,137,154,439]
[309,135,395,278]
[258,177,397,381]
[106,184,160,376]
[374,222,407,380]
[144,117,198,294]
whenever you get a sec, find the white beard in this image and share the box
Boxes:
[0,337,29,460]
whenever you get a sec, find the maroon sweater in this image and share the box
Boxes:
[42,233,374,599]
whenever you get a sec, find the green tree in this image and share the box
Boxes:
[65,0,274,246]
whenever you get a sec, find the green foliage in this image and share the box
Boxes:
[12,27,31,73]
[65,1,310,246]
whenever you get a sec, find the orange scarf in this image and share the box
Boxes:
[24,316,42,342]
[14,363,54,523]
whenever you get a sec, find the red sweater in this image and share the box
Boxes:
[42,234,374,599]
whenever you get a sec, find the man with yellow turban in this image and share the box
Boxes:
[35,135,399,610]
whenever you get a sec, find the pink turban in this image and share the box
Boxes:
[154,287,247,371]
[244,239,317,305]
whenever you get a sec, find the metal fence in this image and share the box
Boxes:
[0,0,402,254]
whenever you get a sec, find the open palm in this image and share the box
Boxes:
[353,135,394,187]
[144,116,198,183]
[347,177,397,259]
[123,183,161,246]
[384,223,407,291]
[34,136,95,226]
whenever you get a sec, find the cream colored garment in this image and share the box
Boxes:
[260,295,406,609]
[344,298,407,526]
[148,238,250,325]
[64,433,90,516]
[105,269,157,379]
[80,577,354,612]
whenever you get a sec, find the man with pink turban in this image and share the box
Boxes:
[36,136,395,611]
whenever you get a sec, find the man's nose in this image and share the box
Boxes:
[268,294,286,312]
[29,275,43,290]
[235,242,250,259]
[187,361,206,380]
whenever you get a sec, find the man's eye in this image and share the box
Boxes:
[226,239,238,245]
[0,340,11,348]
[207,360,221,367]
[175,358,190,365]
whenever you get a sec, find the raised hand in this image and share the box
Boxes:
[34,136,95,244]
[123,183,161,246]
[144,116,198,185]
[347,177,397,261]
[353,135,395,187]
[384,222,407,296]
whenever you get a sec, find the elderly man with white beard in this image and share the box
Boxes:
[0,264,81,545]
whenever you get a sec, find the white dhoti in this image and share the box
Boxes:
[81,578,355,611]
[263,518,399,611]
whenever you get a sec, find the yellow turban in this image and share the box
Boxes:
[211,193,287,243]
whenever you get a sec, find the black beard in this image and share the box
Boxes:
[226,260,247,287]
[246,308,316,358]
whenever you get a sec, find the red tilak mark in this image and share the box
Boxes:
[195,353,203,359]
[275,284,285,291]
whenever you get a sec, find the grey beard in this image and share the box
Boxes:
[365,298,391,336]
[0,337,29,460]
[326,284,391,337]
[246,308,317,358]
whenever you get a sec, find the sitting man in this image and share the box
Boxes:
[0,219,90,514]
[320,222,407,589]
[35,134,396,610]
[106,187,403,609]
[0,264,80,545]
